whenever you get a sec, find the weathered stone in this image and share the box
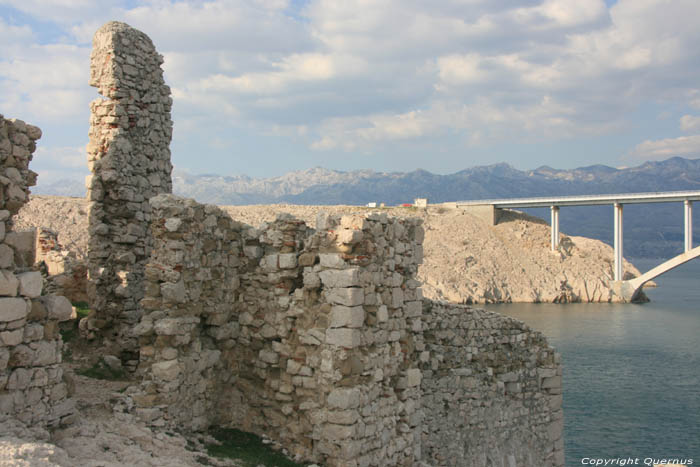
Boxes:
[319,268,360,288]
[326,287,364,306]
[327,388,360,409]
[0,297,28,322]
[319,253,345,268]
[329,305,365,328]
[325,328,361,348]
[0,270,19,296]
[17,271,43,298]
[38,295,73,321]
[151,360,180,381]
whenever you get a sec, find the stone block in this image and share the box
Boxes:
[541,375,562,389]
[404,300,421,317]
[340,215,368,230]
[326,328,361,348]
[0,297,28,322]
[319,268,360,288]
[323,423,355,441]
[0,270,19,296]
[278,253,297,269]
[38,296,73,321]
[151,360,181,381]
[319,253,345,268]
[337,229,363,245]
[327,288,364,306]
[17,271,43,298]
[0,244,14,269]
[406,368,422,387]
[327,387,360,409]
[1,329,23,346]
[377,305,389,323]
[329,305,365,328]
[161,281,186,303]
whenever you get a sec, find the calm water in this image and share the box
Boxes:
[484,259,700,467]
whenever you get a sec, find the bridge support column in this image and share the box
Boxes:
[614,203,623,281]
[685,200,693,252]
[550,206,560,250]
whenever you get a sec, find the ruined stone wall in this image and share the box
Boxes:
[128,194,426,466]
[419,301,564,467]
[85,21,173,366]
[0,115,74,428]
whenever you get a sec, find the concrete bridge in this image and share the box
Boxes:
[453,191,700,302]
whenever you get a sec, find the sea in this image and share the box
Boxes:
[484,258,700,467]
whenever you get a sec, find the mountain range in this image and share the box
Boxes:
[35,156,700,258]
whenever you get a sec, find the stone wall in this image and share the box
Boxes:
[123,193,563,466]
[419,301,564,467]
[0,115,75,428]
[126,194,426,466]
[85,21,173,366]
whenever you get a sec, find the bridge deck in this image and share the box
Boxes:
[456,190,700,208]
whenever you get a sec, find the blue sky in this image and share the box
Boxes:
[2,0,700,191]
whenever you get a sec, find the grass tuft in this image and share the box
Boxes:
[206,427,303,467]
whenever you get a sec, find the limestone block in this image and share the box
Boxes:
[0,270,19,296]
[541,375,562,389]
[258,349,279,364]
[278,253,297,269]
[1,329,23,346]
[323,423,355,441]
[164,218,182,232]
[151,360,181,381]
[337,229,363,245]
[327,288,364,306]
[377,305,389,323]
[0,297,28,322]
[406,368,422,387]
[154,318,192,336]
[319,253,345,269]
[319,268,360,288]
[325,328,361,348]
[33,341,58,366]
[404,300,421,318]
[0,244,14,269]
[38,296,73,322]
[329,305,365,328]
[303,268,321,288]
[391,288,404,308]
[340,215,368,231]
[327,387,360,409]
[0,347,8,370]
[161,281,186,303]
[17,271,43,298]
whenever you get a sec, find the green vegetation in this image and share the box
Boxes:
[76,358,126,381]
[72,301,91,319]
[205,428,303,467]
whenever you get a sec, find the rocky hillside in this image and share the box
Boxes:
[14,195,642,304]
[34,157,700,258]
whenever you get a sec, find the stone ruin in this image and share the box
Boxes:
[0,115,75,429]
[1,20,564,467]
[84,21,173,368]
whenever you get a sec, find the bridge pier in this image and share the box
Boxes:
[550,206,560,250]
[685,200,693,252]
[614,203,623,281]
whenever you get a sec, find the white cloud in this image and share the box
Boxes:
[630,135,700,160]
[680,115,700,132]
[34,145,87,169]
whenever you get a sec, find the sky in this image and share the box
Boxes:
[2,0,700,190]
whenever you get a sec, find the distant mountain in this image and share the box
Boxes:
[32,157,700,258]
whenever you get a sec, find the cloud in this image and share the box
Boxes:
[629,135,700,160]
[680,115,700,132]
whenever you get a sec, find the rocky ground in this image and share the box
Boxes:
[14,195,643,304]
[0,341,240,467]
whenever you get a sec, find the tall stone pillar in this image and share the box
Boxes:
[85,21,173,367]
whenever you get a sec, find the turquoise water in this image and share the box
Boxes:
[484,259,700,467]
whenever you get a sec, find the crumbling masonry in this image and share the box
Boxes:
[81,21,562,467]
[85,21,173,368]
[0,115,75,428]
